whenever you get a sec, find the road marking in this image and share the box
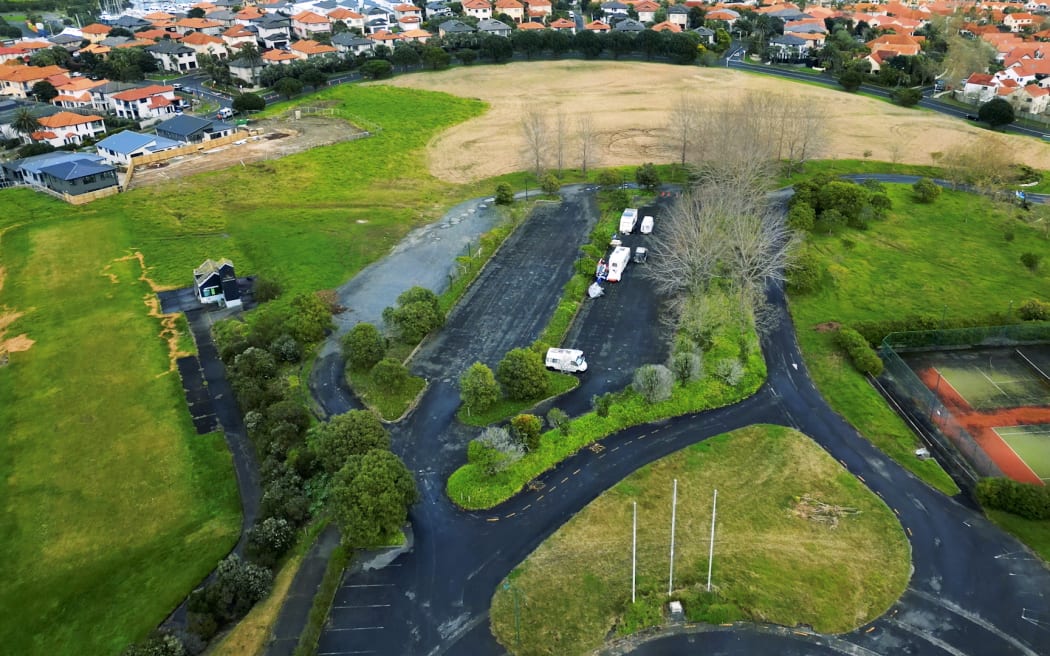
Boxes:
[334,604,391,609]
[865,626,876,633]
[573,468,581,475]
[523,504,531,511]
[857,475,866,483]
[487,517,499,522]
[505,512,516,518]
[598,454,606,459]
[549,486,557,493]
[317,650,377,655]
[561,477,569,484]
[893,508,900,516]
[625,440,632,445]
[612,446,620,452]
[839,459,848,467]
[346,584,393,589]
[325,626,385,631]
[537,495,544,501]
[906,527,913,536]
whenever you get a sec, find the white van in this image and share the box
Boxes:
[546,348,587,373]
[640,215,654,234]
[607,246,631,282]
[619,208,638,234]
[216,107,234,120]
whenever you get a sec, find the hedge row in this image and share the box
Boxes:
[850,312,1017,346]
[835,328,884,377]
[976,477,1050,520]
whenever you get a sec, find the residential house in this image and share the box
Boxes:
[400,29,434,44]
[425,2,454,20]
[613,18,646,32]
[147,40,199,72]
[90,81,150,112]
[398,14,424,30]
[495,0,525,23]
[516,20,545,31]
[369,30,404,47]
[228,57,263,87]
[0,98,62,140]
[769,33,810,61]
[29,111,106,146]
[109,84,179,120]
[0,46,29,65]
[393,3,423,22]
[1004,12,1038,32]
[222,24,258,49]
[866,49,899,73]
[478,18,512,36]
[183,31,229,58]
[262,48,299,64]
[53,77,109,109]
[463,0,493,20]
[549,17,576,33]
[48,33,84,52]
[95,130,181,166]
[290,39,338,59]
[253,15,292,49]
[962,72,1000,102]
[693,25,715,44]
[144,10,176,25]
[667,5,689,30]
[193,258,242,307]
[526,0,552,21]
[584,19,611,32]
[706,9,740,26]
[235,6,267,24]
[364,7,394,34]
[332,32,375,55]
[111,15,151,31]
[80,23,112,43]
[651,20,681,33]
[1010,83,1050,113]
[439,19,476,38]
[173,17,225,36]
[328,7,365,31]
[865,33,921,57]
[291,11,332,38]
[205,9,239,27]
[2,151,118,197]
[0,64,69,98]
[155,114,235,143]
[634,0,660,24]
[601,1,629,19]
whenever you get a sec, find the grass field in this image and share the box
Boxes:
[0,198,241,655]
[787,184,1050,496]
[0,85,487,655]
[490,425,910,655]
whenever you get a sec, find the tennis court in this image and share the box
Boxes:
[993,425,1050,483]
[906,346,1050,411]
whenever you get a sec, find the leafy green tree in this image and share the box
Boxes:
[495,182,514,205]
[574,30,604,59]
[838,68,863,91]
[635,162,661,191]
[422,45,451,70]
[546,407,570,436]
[232,92,266,113]
[187,7,206,18]
[299,67,328,89]
[360,59,394,79]
[669,351,703,384]
[815,208,846,234]
[632,364,674,403]
[468,426,523,475]
[592,392,613,417]
[12,108,40,138]
[978,97,1015,128]
[510,413,543,451]
[605,31,635,59]
[329,449,418,547]
[260,469,310,525]
[512,29,545,59]
[310,409,390,474]
[288,293,333,344]
[890,86,922,107]
[18,142,54,158]
[667,32,702,64]
[787,201,816,231]
[30,80,57,103]
[817,180,869,223]
[456,49,478,65]
[231,346,277,381]
[545,30,572,57]
[342,322,387,371]
[541,171,560,194]
[274,76,303,99]
[371,357,410,390]
[189,554,272,625]
[391,44,421,71]
[497,347,549,400]
[481,33,513,62]
[636,29,665,60]
[382,286,444,343]
[121,631,187,656]
[460,362,500,414]
[246,517,296,567]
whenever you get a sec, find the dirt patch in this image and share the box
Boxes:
[814,321,842,333]
[0,309,33,363]
[383,61,1050,183]
[0,265,5,293]
[127,115,366,189]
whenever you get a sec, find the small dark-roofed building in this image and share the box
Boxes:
[109,15,151,30]
[1,151,118,196]
[194,258,241,307]
[438,19,475,37]
[332,31,375,54]
[693,25,715,44]
[477,18,511,36]
[155,115,235,144]
[613,18,645,32]
[49,33,83,50]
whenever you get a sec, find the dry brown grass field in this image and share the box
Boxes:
[385,60,1050,183]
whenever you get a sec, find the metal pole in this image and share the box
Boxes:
[668,478,677,596]
[632,500,637,604]
[706,489,718,592]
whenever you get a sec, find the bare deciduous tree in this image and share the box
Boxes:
[521,104,549,178]
[667,94,700,166]
[576,114,596,174]
[941,133,1015,194]
[554,110,567,174]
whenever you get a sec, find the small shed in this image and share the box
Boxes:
[193,258,242,308]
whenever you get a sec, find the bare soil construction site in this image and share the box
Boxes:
[385,60,1050,183]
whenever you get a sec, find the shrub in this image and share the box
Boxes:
[669,350,703,384]
[121,631,187,656]
[786,201,815,232]
[815,208,846,234]
[593,393,613,418]
[787,248,824,295]
[1019,299,1050,321]
[713,359,744,387]
[890,87,922,107]
[511,413,544,451]
[371,357,410,391]
[597,170,620,188]
[329,449,418,547]
[342,322,386,370]
[495,182,514,205]
[635,162,661,191]
[269,333,302,363]
[189,554,273,626]
[976,477,1050,520]
[836,328,884,376]
[541,172,560,194]
[460,361,500,414]
[867,192,892,218]
[287,293,333,344]
[547,407,571,435]
[497,347,550,400]
[468,426,524,475]
[382,286,444,344]
[232,92,265,113]
[260,469,311,526]
[246,517,296,567]
[309,409,390,474]
[912,177,941,203]
[1021,252,1043,271]
[633,364,674,404]
[254,277,282,302]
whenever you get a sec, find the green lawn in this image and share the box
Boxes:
[788,184,1050,496]
[0,197,240,655]
[456,371,579,427]
[347,368,426,421]
[490,425,910,655]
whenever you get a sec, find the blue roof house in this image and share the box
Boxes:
[1,151,119,197]
[95,130,182,166]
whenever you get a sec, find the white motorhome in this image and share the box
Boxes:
[546,348,587,373]
[607,246,631,282]
[640,215,654,234]
[619,208,638,233]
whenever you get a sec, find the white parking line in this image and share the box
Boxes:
[333,604,392,609]
[326,626,385,632]
[346,584,393,588]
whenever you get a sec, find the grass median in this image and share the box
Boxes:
[490,425,911,655]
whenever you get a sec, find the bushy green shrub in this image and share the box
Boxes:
[309,409,389,474]
[254,277,282,302]
[342,322,387,371]
[511,413,544,451]
[593,393,613,418]
[713,358,744,386]
[1021,252,1043,271]
[269,333,302,363]
[382,286,444,344]
[460,362,500,414]
[786,201,815,232]
[468,426,524,475]
[371,357,409,391]
[912,177,941,203]
[495,182,514,205]
[633,364,674,403]
[836,328,884,376]
[1019,299,1050,321]
[669,350,703,384]
[787,248,824,295]
[541,172,560,194]
[976,477,1050,520]
[246,517,296,567]
[547,407,571,435]
[497,347,550,401]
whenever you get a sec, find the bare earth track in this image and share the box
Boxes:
[384,60,1050,183]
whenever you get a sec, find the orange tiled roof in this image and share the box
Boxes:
[81,23,112,34]
[111,84,174,101]
[38,110,102,127]
[291,39,337,54]
[292,11,330,24]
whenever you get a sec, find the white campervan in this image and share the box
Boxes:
[640,215,654,234]
[607,246,631,282]
[546,348,587,373]
[619,208,638,233]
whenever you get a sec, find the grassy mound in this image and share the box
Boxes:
[490,425,911,655]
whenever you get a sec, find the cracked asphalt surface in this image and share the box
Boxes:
[310,187,1050,656]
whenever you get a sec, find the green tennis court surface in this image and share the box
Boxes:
[994,426,1050,482]
[909,347,1050,410]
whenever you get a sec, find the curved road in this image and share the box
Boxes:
[312,188,1050,656]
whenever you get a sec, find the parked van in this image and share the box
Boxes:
[607,246,631,282]
[640,215,654,234]
[619,208,638,233]
[216,107,234,120]
[546,348,587,373]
